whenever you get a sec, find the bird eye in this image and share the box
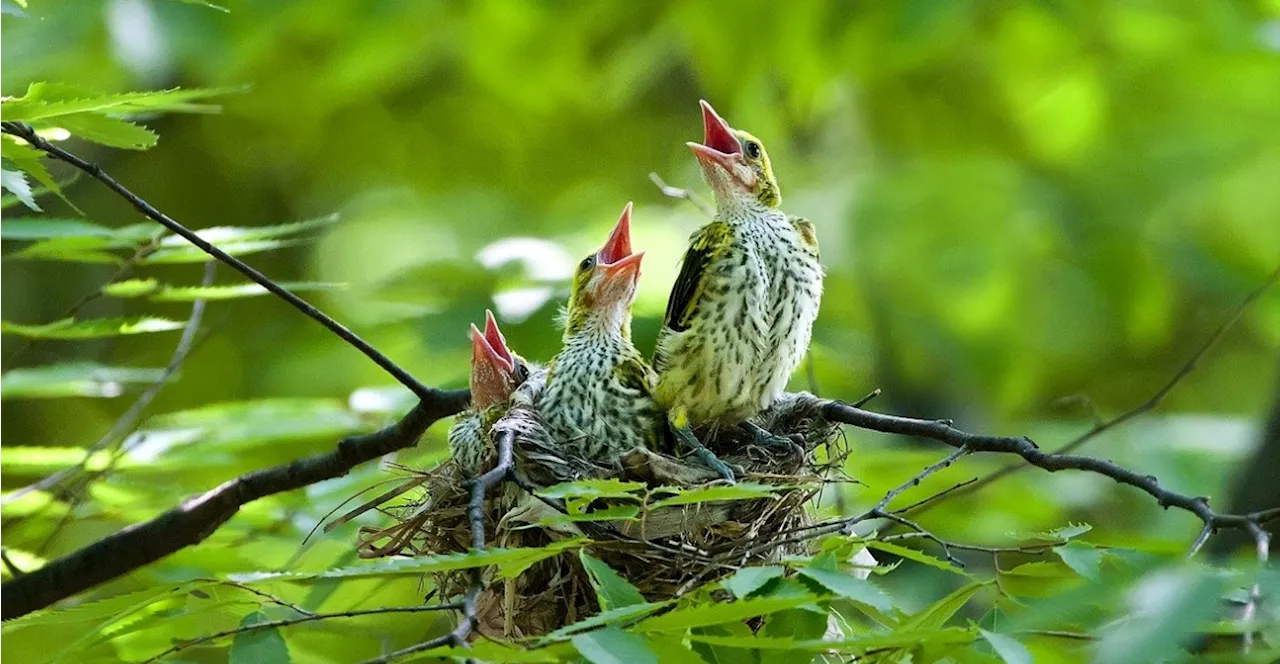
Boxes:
[579,255,597,271]
[744,141,761,159]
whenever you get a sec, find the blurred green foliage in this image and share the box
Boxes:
[2,0,1278,662]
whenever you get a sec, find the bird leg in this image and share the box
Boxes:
[669,409,736,483]
[740,420,804,457]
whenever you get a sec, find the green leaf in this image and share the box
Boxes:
[0,317,185,339]
[538,478,645,514]
[997,561,1083,598]
[1036,522,1092,541]
[538,479,646,501]
[722,565,785,599]
[0,447,116,474]
[2,84,236,121]
[900,581,989,630]
[538,504,639,525]
[1094,568,1224,664]
[1,362,165,399]
[691,622,757,664]
[864,540,972,577]
[572,627,658,664]
[979,629,1032,664]
[543,602,671,640]
[1055,540,1104,581]
[797,568,892,610]
[233,538,584,583]
[1,165,37,210]
[229,611,291,664]
[48,114,158,150]
[0,218,115,240]
[648,482,780,509]
[138,215,339,264]
[101,279,162,298]
[636,594,821,633]
[148,282,346,302]
[640,636,710,664]
[1,137,71,208]
[580,552,646,610]
[762,606,831,664]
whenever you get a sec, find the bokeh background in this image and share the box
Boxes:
[3,1,1279,661]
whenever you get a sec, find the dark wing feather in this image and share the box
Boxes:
[662,222,729,333]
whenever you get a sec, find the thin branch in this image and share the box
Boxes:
[360,588,479,664]
[0,390,470,620]
[0,122,432,401]
[143,602,464,663]
[5,260,217,507]
[649,172,714,218]
[912,266,1280,512]
[213,579,315,617]
[822,400,1277,544]
[891,478,978,515]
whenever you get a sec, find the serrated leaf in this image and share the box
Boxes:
[797,568,892,610]
[1,137,71,208]
[640,636,708,664]
[1,362,165,399]
[0,317,185,339]
[148,282,346,302]
[979,629,1032,664]
[865,540,972,577]
[543,602,671,640]
[648,482,780,509]
[580,552,646,610]
[538,504,639,525]
[1038,522,1092,541]
[998,560,1083,598]
[1055,540,1104,581]
[102,279,162,298]
[900,581,989,630]
[573,627,658,664]
[2,83,236,121]
[722,565,785,599]
[1,166,37,210]
[232,538,584,583]
[142,239,300,264]
[538,479,646,500]
[46,114,158,150]
[229,611,291,664]
[0,218,115,240]
[156,215,339,247]
[636,594,821,632]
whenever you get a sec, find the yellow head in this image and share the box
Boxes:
[564,202,644,338]
[687,100,781,212]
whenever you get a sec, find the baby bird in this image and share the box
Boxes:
[448,311,531,475]
[654,100,824,481]
[539,203,663,463]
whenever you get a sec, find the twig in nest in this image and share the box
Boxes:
[649,172,714,217]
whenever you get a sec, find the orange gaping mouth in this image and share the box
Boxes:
[687,100,754,190]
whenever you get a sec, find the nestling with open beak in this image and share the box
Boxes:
[539,202,664,462]
[448,311,533,475]
[654,100,824,481]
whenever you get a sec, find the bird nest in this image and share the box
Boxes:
[341,392,849,639]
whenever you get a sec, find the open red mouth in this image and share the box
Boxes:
[481,310,514,369]
[687,100,754,189]
[596,202,644,286]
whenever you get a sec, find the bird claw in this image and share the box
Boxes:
[743,422,804,457]
[693,449,737,484]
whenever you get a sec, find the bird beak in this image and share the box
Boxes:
[469,322,515,408]
[482,309,514,368]
[596,203,644,298]
[688,100,755,190]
